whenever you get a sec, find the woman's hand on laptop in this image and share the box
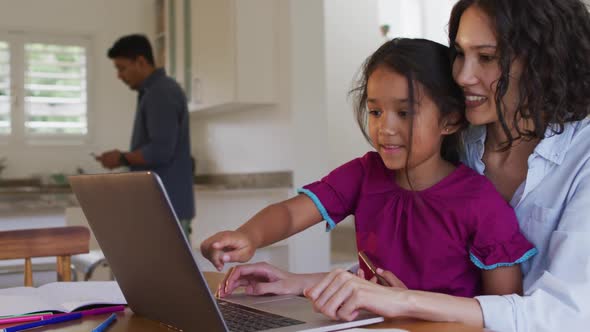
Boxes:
[216,262,326,298]
[304,269,411,321]
[200,230,256,271]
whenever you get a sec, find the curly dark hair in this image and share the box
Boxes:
[351,38,466,164]
[449,0,590,148]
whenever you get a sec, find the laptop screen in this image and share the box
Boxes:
[70,171,228,331]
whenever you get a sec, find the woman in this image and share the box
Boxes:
[206,0,590,330]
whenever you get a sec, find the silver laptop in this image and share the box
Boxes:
[68,171,383,332]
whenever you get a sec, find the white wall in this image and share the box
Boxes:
[420,0,457,45]
[379,0,424,40]
[324,0,382,169]
[189,0,385,271]
[191,0,454,175]
[286,0,332,272]
[378,0,456,45]
[189,2,292,175]
[189,107,292,174]
[191,0,383,175]
[189,0,334,272]
[0,0,154,178]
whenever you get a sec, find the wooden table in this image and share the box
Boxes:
[0,272,483,331]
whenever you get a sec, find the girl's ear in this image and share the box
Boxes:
[441,111,463,136]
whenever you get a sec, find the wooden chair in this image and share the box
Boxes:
[0,226,90,286]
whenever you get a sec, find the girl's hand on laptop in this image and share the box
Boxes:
[200,231,255,271]
[304,269,411,321]
[216,262,313,298]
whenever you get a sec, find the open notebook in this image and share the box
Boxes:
[0,281,126,317]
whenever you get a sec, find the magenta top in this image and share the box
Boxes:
[299,152,536,297]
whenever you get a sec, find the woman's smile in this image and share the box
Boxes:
[464,93,488,108]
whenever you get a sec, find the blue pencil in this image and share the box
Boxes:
[91,313,117,332]
[3,312,83,332]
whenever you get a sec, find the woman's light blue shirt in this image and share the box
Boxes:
[462,119,590,332]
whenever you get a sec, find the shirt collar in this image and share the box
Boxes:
[138,68,166,92]
[462,125,486,145]
[463,122,579,166]
[534,122,578,165]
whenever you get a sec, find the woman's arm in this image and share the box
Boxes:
[369,265,523,297]
[481,266,523,295]
[304,269,484,327]
[404,290,484,327]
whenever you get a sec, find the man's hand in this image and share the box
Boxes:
[96,150,123,169]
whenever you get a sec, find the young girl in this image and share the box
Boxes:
[201,38,536,299]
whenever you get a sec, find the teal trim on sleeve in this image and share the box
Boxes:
[470,248,538,270]
[297,188,337,231]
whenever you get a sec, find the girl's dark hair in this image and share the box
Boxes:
[449,0,590,148]
[351,38,466,164]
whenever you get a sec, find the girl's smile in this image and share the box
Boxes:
[378,144,404,154]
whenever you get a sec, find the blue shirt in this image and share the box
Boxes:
[130,68,195,220]
[462,120,590,332]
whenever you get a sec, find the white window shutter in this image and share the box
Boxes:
[24,43,87,135]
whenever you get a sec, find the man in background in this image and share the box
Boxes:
[96,34,195,242]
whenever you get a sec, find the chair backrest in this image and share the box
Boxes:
[0,226,90,286]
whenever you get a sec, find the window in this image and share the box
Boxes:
[0,33,90,141]
[25,43,87,135]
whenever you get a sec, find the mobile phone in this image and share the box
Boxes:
[358,251,391,286]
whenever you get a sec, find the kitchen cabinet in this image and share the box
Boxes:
[188,0,277,113]
[154,0,191,94]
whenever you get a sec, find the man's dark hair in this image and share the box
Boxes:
[107,34,155,66]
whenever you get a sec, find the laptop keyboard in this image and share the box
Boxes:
[218,300,305,332]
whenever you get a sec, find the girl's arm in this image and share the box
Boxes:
[237,195,322,249]
[481,265,523,295]
[201,195,322,270]
[217,262,328,297]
